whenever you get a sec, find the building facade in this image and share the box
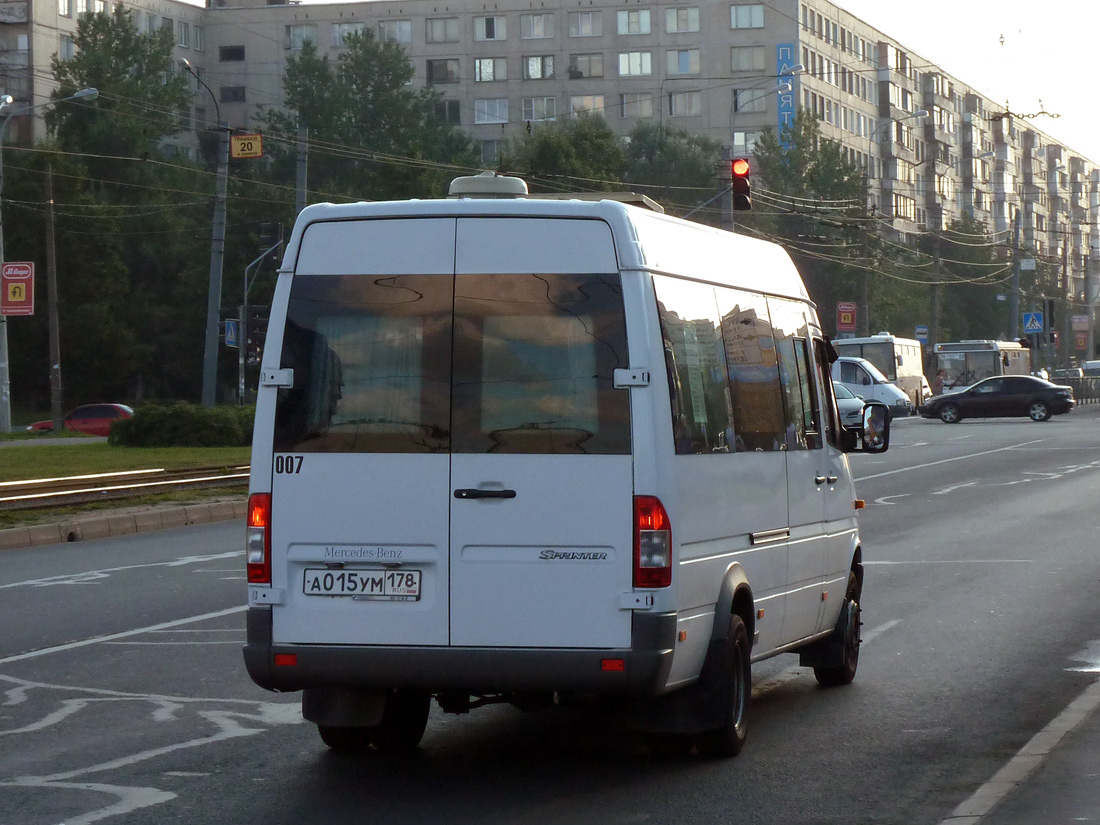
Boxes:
[1,0,1097,333]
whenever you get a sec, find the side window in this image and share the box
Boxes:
[814,339,841,447]
[769,298,821,450]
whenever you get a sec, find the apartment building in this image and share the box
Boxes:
[1,0,1096,307]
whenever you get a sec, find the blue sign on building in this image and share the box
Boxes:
[776,43,798,148]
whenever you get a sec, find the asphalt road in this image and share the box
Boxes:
[2,408,1100,825]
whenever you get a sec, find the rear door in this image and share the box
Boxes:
[270,218,457,647]
[447,217,634,648]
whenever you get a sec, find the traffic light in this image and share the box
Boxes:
[731,158,752,211]
[245,304,269,366]
[258,222,282,256]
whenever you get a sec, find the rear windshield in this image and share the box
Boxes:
[273,272,630,455]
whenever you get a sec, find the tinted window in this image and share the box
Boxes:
[451,273,629,455]
[274,274,452,453]
[769,298,821,450]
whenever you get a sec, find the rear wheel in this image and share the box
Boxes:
[939,403,961,424]
[813,571,862,687]
[694,614,751,758]
[369,690,431,754]
[318,725,373,752]
[1028,400,1051,421]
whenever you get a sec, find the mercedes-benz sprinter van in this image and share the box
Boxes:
[243,176,889,758]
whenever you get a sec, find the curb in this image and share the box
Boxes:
[0,498,248,551]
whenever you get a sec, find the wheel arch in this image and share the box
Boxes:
[712,563,754,647]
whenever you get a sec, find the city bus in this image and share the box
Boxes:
[832,334,927,407]
[931,340,1031,390]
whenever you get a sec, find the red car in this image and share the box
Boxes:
[27,403,134,437]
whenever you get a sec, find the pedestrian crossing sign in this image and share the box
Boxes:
[1023,312,1044,333]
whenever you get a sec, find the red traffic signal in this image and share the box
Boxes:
[731,158,752,211]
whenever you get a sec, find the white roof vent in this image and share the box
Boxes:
[449,171,529,198]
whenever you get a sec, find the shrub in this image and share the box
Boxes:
[110,402,255,447]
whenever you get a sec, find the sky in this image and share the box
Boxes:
[834,0,1100,162]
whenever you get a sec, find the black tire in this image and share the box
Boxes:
[694,614,751,758]
[1028,400,1051,421]
[814,571,862,687]
[318,724,373,752]
[938,403,961,424]
[644,732,695,758]
[369,691,431,754]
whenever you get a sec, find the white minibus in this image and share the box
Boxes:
[243,175,889,758]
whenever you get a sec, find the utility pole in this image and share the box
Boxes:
[45,162,62,431]
[1060,235,1069,367]
[1010,209,1022,339]
[296,124,308,216]
[859,169,871,336]
[929,204,942,349]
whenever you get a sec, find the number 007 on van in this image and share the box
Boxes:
[243,179,889,758]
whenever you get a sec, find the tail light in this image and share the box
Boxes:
[247,493,272,584]
[634,495,672,588]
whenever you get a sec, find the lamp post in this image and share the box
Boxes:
[180,57,229,408]
[861,109,928,337]
[0,87,97,434]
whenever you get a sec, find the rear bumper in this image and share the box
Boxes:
[243,606,677,696]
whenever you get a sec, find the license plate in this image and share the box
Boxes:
[303,568,421,601]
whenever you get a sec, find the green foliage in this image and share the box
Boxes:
[109,402,255,447]
[923,214,1008,340]
[0,443,251,483]
[500,113,627,191]
[622,121,723,216]
[255,34,479,202]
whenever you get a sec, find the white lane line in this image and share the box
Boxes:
[0,552,239,589]
[0,606,247,666]
[939,678,1100,824]
[854,440,1045,482]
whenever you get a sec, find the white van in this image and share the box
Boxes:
[831,356,913,418]
[243,177,889,758]
[832,333,928,407]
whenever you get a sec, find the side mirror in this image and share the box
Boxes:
[860,402,890,452]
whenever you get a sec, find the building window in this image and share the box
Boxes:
[893,194,916,220]
[379,20,412,43]
[620,93,653,118]
[668,91,702,116]
[521,13,554,39]
[482,139,502,165]
[732,88,768,113]
[58,0,71,17]
[569,53,604,79]
[60,35,75,60]
[93,0,105,11]
[426,18,460,44]
[570,95,604,114]
[475,58,507,82]
[475,98,508,124]
[568,11,602,37]
[146,14,158,34]
[219,45,245,62]
[522,96,557,121]
[475,16,506,41]
[665,7,699,33]
[331,22,365,47]
[193,26,204,51]
[435,99,460,124]
[618,52,652,77]
[522,55,555,80]
[220,86,246,103]
[286,24,316,50]
[731,4,764,29]
[732,130,760,155]
[617,10,651,34]
[427,59,460,84]
[76,0,87,15]
[162,17,173,33]
[177,22,189,48]
[667,49,700,75]
[731,45,765,73]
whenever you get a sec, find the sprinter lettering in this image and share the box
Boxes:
[538,550,609,561]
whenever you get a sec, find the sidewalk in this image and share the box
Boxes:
[0,496,247,551]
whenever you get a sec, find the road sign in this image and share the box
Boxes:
[837,301,857,333]
[1023,312,1044,333]
[1073,314,1090,331]
[1076,332,1088,351]
[1,262,34,316]
[915,324,929,344]
[231,133,263,159]
[224,318,239,348]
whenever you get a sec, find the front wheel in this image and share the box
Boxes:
[694,614,751,758]
[939,403,961,424]
[1028,400,1051,421]
[813,571,862,687]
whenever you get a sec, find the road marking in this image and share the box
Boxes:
[938,678,1100,824]
[0,552,239,589]
[0,606,247,665]
[855,440,1045,482]
[872,494,910,505]
[932,482,977,496]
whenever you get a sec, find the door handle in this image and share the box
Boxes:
[815,476,827,485]
[454,489,517,499]
[827,475,839,484]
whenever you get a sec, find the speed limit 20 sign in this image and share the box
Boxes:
[231,133,263,160]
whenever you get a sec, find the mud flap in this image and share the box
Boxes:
[797,600,855,669]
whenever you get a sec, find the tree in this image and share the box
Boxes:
[932,215,1010,340]
[623,121,723,217]
[256,33,478,202]
[499,113,626,192]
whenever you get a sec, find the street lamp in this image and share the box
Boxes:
[180,57,230,408]
[0,86,97,435]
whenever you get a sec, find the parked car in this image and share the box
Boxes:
[920,376,1074,423]
[26,403,134,436]
[1051,367,1083,380]
[831,356,912,419]
[833,382,865,429]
